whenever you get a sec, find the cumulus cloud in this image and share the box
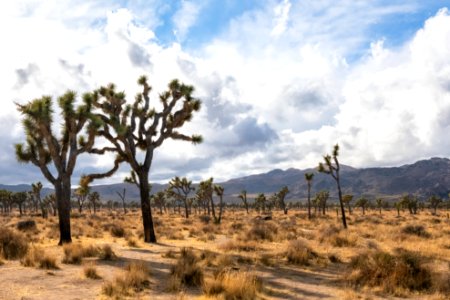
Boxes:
[1,1,450,185]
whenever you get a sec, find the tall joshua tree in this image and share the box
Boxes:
[168,176,194,219]
[304,173,314,219]
[83,77,202,243]
[238,190,249,214]
[15,91,109,244]
[318,144,347,229]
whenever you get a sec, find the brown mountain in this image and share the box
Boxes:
[2,157,449,202]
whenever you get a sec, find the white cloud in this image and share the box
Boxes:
[172,0,202,41]
[1,1,450,185]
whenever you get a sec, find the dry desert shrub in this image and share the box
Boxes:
[62,243,100,264]
[99,244,116,260]
[17,219,37,231]
[219,240,258,252]
[203,270,261,300]
[83,262,101,279]
[0,227,28,259]
[285,239,319,266]
[401,224,431,238]
[102,261,151,297]
[245,220,278,241]
[21,246,58,269]
[168,248,204,291]
[346,250,432,293]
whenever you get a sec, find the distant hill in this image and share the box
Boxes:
[1,157,449,202]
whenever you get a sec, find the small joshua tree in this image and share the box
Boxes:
[87,191,100,214]
[82,77,202,243]
[318,144,347,229]
[168,177,194,219]
[376,198,384,215]
[31,182,47,218]
[355,197,369,215]
[342,194,353,215]
[315,190,329,215]
[427,195,442,215]
[238,190,249,214]
[275,186,290,214]
[255,193,267,213]
[304,173,314,219]
[74,184,89,213]
[116,188,127,214]
[152,191,166,214]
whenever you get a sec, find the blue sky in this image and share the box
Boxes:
[1,1,450,186]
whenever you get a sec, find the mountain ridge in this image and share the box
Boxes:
[1,157,449,202]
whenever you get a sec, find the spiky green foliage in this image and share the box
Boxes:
[82,76,203,243]
[273,186,289,214]
[318,144,347,229]
[427,195,442,215]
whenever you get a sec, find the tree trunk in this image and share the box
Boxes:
[138,171,156,243]
[183,197,189,218]
[307,183,311,220]
[336,179,347,229]
[56,177,72,245]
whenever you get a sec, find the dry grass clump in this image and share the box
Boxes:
[168,248,204,291]
[21,246,58,269]
[203,270,261,300]
[0,227,28,260]
[17,219,37,231]
[110,223,127,238]
[102,261,151,297]
[220,240,258,252]
[99,244,116,260]
[62,243,99,264]
[246,221,278,241]
[199,215,211,224]
[401,224,431,238]
[285,239,319,266]
[346,250,432,293]
[83,262,101,279]
[319,226,358,247]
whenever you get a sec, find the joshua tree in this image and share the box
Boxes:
[304,173,314,219]
[168,177,194,219]
[318,144,347,229]
[342,194,353,215]
[213,185,224,224]
[355,197,369,215]
[74,184,89,213]
[255,193,267,213]
[197,178,214,216]
[14,91,114,244]
[315,190,329,215]
[13,191,28,216]
[427,195,442,215]
[88,191,100,214]
[375,198,384,215]
[275,186,290,214]
[394,201,402,217]
[152,191,166,214]
[82,77,202,243]
[116,188,127,214]
[31,182,47,218]
[400,194,418,215]
[238,190,249,214]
